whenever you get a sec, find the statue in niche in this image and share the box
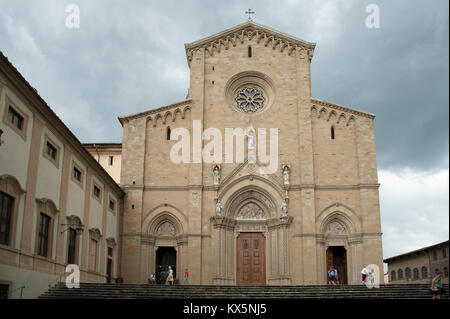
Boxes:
[247,128,256,150]
[237,203,265,220]
[156,221,176,236]
[213,166,220,185]
[215,199,223,217]
[283,166,290,185]
[281,199,288,217]
[326,221,346,235]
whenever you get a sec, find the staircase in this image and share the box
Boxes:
[39,283,449,299]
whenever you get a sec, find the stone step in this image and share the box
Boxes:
[39,283,449,299]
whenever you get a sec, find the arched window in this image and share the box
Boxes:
[398,269,403,279]
[421,266,428,279]
[413,268,419,280]
[248,46,252,58]
[331,126,335,139]
[391,270,396,281]
[405,267,411,279]
[166,127,171,140]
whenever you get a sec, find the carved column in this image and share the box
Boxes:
[211,216,236,285]
[267,216,293,285]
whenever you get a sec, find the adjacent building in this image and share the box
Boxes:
[84,143,122,184]
[384,240,449,284]
[0,51,124,298]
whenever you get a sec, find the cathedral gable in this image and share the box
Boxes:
[185,21,316,66]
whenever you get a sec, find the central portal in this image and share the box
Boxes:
[156,247,176,284]
[236,233,266,286]
[326,246,348,284]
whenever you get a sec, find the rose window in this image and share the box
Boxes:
[235,87,265,113]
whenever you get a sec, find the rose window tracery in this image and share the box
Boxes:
[235,87,265,112]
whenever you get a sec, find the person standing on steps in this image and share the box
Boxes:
[431,272,445,299]
[361,265,369,285]
[328,266,337,285]
[184,267,189,284]
[159,268,167,285]
[333,266,339,285]
[167,266,174,286]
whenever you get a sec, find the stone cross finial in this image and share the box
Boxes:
[245,8,255,21]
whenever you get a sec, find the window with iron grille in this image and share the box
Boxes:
[405,267,411,279]
[109,200,115,211]
[46,142,57,160]
[7,106,24,130]
[0,192,14,246]
[73,167,82,182]
[391,270,396,281]
[93,185,100,198]
[421,266,428,279]
[37,213,51,257]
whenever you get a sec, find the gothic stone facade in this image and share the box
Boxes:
[118,21,384,285]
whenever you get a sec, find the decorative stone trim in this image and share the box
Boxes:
[0,175,25,249]
[185,21,315,65]
[88,228,102,241]
[311,98,375,120]
[106,237,117,247]
[34,198,59,259]
[118,99,192,126]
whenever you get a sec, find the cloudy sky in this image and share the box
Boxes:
[0,0,448,266]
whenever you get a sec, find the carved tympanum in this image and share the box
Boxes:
[325,221,347,235]
[237,203,265,220]
[156,221,176,236]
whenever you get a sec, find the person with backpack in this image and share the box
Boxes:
[328,266,337,285]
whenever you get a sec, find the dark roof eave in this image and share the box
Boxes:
[0,51,124,197]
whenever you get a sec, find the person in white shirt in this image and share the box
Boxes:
[361,266,369,284]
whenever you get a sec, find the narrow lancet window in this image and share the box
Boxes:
[248,46,252,57]
[331,126,335,139]
[166,127,171,140]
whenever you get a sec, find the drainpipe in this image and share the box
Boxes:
[93,143,100,162]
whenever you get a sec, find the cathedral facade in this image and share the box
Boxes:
[117,21,384,286]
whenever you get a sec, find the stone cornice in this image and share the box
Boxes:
[137,183,380,191]
[118,99,192,125]
[311,98,376,119]
[184,21,316,66]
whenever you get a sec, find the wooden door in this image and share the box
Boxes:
[334,247,347,284]
[237,233,266,286]
[326,246,348,284]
